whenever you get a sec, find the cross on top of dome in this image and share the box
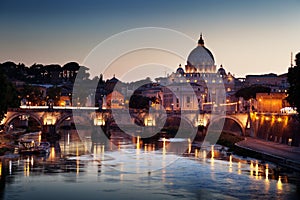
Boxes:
[198,33,205,46]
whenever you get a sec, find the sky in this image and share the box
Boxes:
[1,0,300,82]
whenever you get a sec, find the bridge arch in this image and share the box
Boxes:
[207,115,245,136]
[55,112,94,130]
[4,112,43,127]
[155,114,198,139]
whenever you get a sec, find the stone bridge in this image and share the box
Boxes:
[1,107,250,136]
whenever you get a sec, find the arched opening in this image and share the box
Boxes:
[209,117,244,136]
[142,115,196,141]
[56,113,96,155]
[5,114,42,132]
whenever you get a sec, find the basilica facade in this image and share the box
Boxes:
[156,34,240,112]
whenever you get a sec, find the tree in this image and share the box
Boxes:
[129,95,156,110]
[287,52,300,119]
[47,86,62,105]
[0,67,19,121]
[235,85,271,100]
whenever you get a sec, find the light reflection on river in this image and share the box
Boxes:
[0,131,299,200]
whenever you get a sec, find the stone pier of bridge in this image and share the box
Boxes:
[1,108,252,137]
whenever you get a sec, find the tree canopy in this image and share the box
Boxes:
[235,85,271,100]
[0,68,19,121]
[287,52,300,118]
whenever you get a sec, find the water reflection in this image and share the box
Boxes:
[277,176,283,191]
[238,161,241,175]
[0,130,298,200]
[266,164,269,181]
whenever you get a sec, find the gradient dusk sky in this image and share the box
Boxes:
[1,0,300,81]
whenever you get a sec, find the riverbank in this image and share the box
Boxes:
[0,134,15,156]
[235,137,300,172]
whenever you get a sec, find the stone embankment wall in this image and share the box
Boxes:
[250,113,300,146]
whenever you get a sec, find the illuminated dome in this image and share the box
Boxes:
[176,64,184,75]
[217,65,226,76]
[186,34,216,73]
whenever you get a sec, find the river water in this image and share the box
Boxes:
[0,131,299,200]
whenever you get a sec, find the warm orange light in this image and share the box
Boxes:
[136,136,140,150]
[188,138,191,154]
[277,176,283,191]
[265,164,269,181]
[277,117,282,122]
[195,149,198,157]
[162,137,166,155]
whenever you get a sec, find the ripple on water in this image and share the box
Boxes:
[1,145,299,200]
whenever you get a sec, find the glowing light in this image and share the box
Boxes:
[277,176,283,191]
[203,150,207,160]
[188,138,191,154]
[277,117,282,122]
[211,145,214,159]
[44,116,56,125]
[229,155,233,173]
[144,116,155,126]
[38,132,41,144]
[67,132,70,145]
[195,149,198,158]
[238,162,241,175]
[136,136,141,150]
[255,161,259,179]
[271,116,275,125]
[49,147,56,161]
[284,116,289,127]
[94,117,105,126]
[0,162,2,176]
[162,137,166,155]
[265,164,269,181]
[9,160,12,175]
[250,161,254,177]
[23,160,30,177]
[76,159,80,175]
[102,145,105,153]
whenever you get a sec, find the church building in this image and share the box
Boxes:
[156,34,239,112]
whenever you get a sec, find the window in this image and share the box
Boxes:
[186,96,191,104]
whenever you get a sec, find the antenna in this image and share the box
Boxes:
[164,67,167,77]
[291,52,293,67]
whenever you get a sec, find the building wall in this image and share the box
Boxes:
[256,93,288,113]
[106,91,124,109]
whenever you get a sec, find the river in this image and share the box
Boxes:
[0,130,299,200]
